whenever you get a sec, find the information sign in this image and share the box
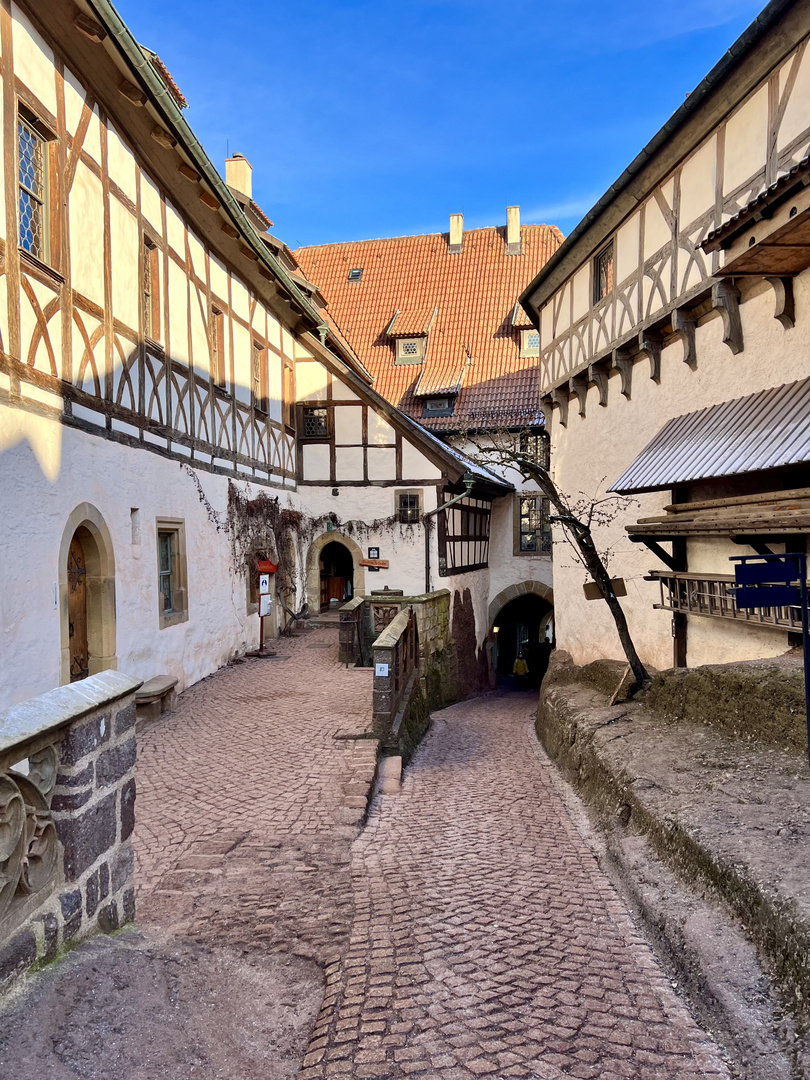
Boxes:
[259,573,271,595]
[375,663,389,677]
[260,595,272,617]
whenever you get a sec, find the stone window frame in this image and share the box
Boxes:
[395,488,422,524]
[513,493,552,556]
[156,518,189,629]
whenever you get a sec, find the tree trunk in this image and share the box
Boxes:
[520,458,650,692]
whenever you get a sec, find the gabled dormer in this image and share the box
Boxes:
[387,306,438,364]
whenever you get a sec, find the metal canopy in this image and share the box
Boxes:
[610,376,810,494]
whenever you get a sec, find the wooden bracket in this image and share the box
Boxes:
[588,362,609,407]
[74,13,106,42]
[633,537,679,571]
[540,394,554,424]
[118,80,146,107]
[199,189,221,211]
[569,373,588,417]
[611,348,633,399]
[551,386,570,427]
[765,276,795,329]
[151,126,177,150]
[671,308,697,369]
[178,162,201,183]
[220,221,239,239]
[711,280,743,354]
[638,330,662,384]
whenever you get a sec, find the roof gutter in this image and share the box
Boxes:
[86,0,330,341]
[519,0,799,317]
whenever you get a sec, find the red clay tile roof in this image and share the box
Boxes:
[142,48,188,109]
[294,223,563,432]
[388,306,438,337]
[413,362,466,398]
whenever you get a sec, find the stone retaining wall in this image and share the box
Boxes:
[0,671,141,993]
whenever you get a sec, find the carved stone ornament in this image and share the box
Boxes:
[373,604,400,633]
[0,763,59,921]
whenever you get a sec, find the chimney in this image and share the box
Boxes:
[226,153,253,200]
[449,213,463,254]
[506,205,521,255]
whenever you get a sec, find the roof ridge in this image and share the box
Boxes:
[294,222,561,254]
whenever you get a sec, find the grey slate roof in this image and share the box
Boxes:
[610,377,810,494]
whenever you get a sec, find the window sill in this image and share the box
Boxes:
[20,249,64,285]
[159,609,189,630]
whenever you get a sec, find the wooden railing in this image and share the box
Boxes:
[650,571,806,631]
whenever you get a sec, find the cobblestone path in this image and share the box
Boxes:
[134,624,376,964]
[303,694,730,1080]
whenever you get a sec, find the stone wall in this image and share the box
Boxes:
[0,671,140,993]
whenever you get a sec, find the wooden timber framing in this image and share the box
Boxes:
[526,4,810,420]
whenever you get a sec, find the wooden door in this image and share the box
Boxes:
[68,535,89,682]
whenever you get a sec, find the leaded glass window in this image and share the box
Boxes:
[18,117,46,259]
[158,531,174,613]
[518,496,552,554]
[303,407,329,439]
[594,242,614,303]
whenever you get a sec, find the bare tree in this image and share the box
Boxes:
[463,429,650,693]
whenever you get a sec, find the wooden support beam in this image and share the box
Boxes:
[638,330,662,383]
[569,373,588,417]
[74,13,106,42]
[151,126,177,150]
[178,162,200,183]
[611,347,633,399]
[632,536,680,570]
[765,276,795,329]
[671,308,697,369]
[551,386,569,427]
[118,80,146,106]
[588,362,609,407]
[199,189,220,211]
[220,221,239,239]
[711,280,743,354]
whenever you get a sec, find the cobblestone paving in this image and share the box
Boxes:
[134,625,376,964]
[302,693,731,1080]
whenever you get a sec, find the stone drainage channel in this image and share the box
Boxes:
[1,623,748,1080]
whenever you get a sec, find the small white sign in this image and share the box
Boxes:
[375,663,389,677]
[259,573,271,595]
[259,595,273,617]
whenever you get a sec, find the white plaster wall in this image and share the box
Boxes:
[0,407,264,709]
[549,272,810,671]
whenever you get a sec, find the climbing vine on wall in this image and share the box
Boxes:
[181,464,420,632]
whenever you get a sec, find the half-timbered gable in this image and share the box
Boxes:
[520,0,810,673]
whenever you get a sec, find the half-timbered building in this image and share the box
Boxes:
[0,0,515,708]
[521,0,810,672]
[296,215,562,682]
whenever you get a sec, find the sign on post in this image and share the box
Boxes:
[259,573,271,595]
[259,595,272,618]
[731,553,810,765]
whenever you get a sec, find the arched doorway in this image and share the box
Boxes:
[306,531,366,615]
[490,592,553,690]
[59,504,117,685]
[319,540,354,611]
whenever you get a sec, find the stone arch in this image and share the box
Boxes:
[58,502,117,685]
[487,580,553,632]
[305,530,366,613]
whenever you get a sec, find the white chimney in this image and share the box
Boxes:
[449,213,463,254]
[226,153,253,200]
[506,205,521,255]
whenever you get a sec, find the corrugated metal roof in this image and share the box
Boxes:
[610,377,810,494]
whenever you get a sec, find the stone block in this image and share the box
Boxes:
[0,930,36,986]
[50,785,93,813]
[57,792,118,880]
[59,712,111,766]
[96,901,119,933]
[55,761,94,788]
[96,738,136,787]
[120,778,136,841]
[122,887,136,924]
[114,702,137,738]
[85,861,110,916]
[60,888,83,939]
[111,845,134,893]
[34,912,59,963]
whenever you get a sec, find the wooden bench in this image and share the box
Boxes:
[135,675,178,725]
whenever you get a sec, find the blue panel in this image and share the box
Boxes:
[735,585,801,608]
[734,560,802,586]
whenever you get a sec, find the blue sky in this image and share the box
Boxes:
[115,0,764,250]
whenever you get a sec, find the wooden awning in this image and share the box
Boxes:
[627,487,810,542]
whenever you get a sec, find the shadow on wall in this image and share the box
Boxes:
[451,588,489,700]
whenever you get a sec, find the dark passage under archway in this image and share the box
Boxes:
[492,593,553,689]
[319,540,354,611]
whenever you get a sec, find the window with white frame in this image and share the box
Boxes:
[396,490,422,524]
[519,329,540,357]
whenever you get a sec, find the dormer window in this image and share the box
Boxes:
[396,337,425,363]
[422,396,454,418]
[348,267,363,282]
[520,329,540,357]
